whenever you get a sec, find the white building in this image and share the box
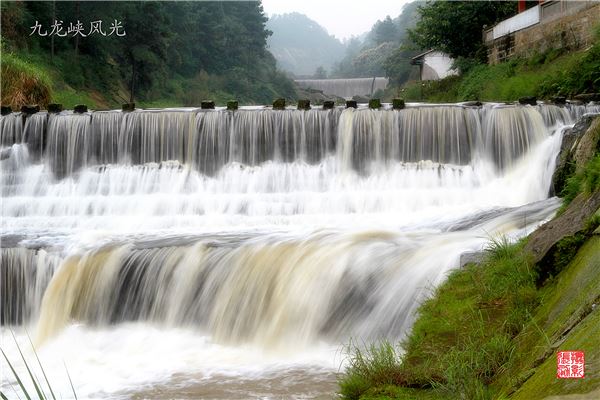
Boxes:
[410,50,458,81]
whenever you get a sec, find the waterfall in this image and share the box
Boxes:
[295,77,389,99]
[1,102,595,399]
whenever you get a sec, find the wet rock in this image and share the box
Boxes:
[346,100,357,109]
[273,98,286,110]
[392,98,405,110]
[121,103,135,112]
[322,101,335,110]
[460,251,485,268]
[48,103,63,113]
[1,106,12,115]
[368,99,381,109]
[573,93,600,103]
[226,100,238,111]
[519,96,537,106]
[552,96,567,105]
[20,105,40,114]
[551,115,598,196]
[201,100,215,110]
[297,99,311,110]
[461,101,482,107]
[0,148,12,160]
[74,104,88,114]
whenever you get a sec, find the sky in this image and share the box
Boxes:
[261,0,414,41]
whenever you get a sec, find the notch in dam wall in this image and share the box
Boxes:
[295,77,389,100]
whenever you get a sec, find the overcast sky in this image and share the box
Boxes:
[261,0,414,41]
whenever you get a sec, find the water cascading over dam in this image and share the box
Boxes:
[1,102,597,399]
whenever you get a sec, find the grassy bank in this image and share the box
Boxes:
[340,130,600,399]
[389,38,600,103]
[0,47,297,110]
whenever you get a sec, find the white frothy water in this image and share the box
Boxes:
[0,103,589,398]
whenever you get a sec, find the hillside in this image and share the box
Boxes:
[266,13,346,77]
[0,1,296,109]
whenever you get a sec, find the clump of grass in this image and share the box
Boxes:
[560,154,600,207]
[339,340,405,400]
[1,52,52,109]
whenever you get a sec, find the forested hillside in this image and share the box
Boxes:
[0,1,296,108]
[331,1,421,86]
[266,13,345,77]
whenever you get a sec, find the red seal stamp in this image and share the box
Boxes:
[557,351,585,379]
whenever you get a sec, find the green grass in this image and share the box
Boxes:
[339,237,540,400]
[560,154,600,209]
[1,52,53,108]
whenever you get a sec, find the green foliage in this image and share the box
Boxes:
[339,340,405,400]
[266,12,345,76]
[0,51,52,108]
[409,1,515,61]
[560,154,600,206]
[400,45,595,102]
[1,1,296,107]
[340,237,541,399]
[332,1,420,83]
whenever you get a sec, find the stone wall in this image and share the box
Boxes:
[487,2,600,64]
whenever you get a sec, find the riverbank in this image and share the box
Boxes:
[388,37,600,103]
[339,117,600,400]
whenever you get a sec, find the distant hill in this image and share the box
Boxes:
[266,13,346,77]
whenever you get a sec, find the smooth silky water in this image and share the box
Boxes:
[1,103,597,399]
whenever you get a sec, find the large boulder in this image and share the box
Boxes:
[551,115,599,195]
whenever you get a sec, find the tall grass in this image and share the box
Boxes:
[0,331,77,400]
[339,340,405,400]
[1,53,52,109]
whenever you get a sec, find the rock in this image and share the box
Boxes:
[121,103,135,112]
[322,101,335,110]
[0,148,12,160]
[551,115,598,195]
[1,106,12,115]
[297,99,311,110]
[20,105,40,114]
[573,117,600,173]
[525,190,600,266]
[459,251,485,268]
[226,100,238,111]
[201,100,215,110]
[392,98,405,110]
[568,99,584,106]
[346,100,357,109]
[552,96,567,105]
[368,99,381,109]
[573,93,600,103]
[74,104,88,114]
[48,103,63,113]
[461,101,482,107]
[273,98,286,110]
[519,96,537,106]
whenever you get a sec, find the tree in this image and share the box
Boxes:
[373,16,397,45]
[408,1,515,61]
[313,66,327,79]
